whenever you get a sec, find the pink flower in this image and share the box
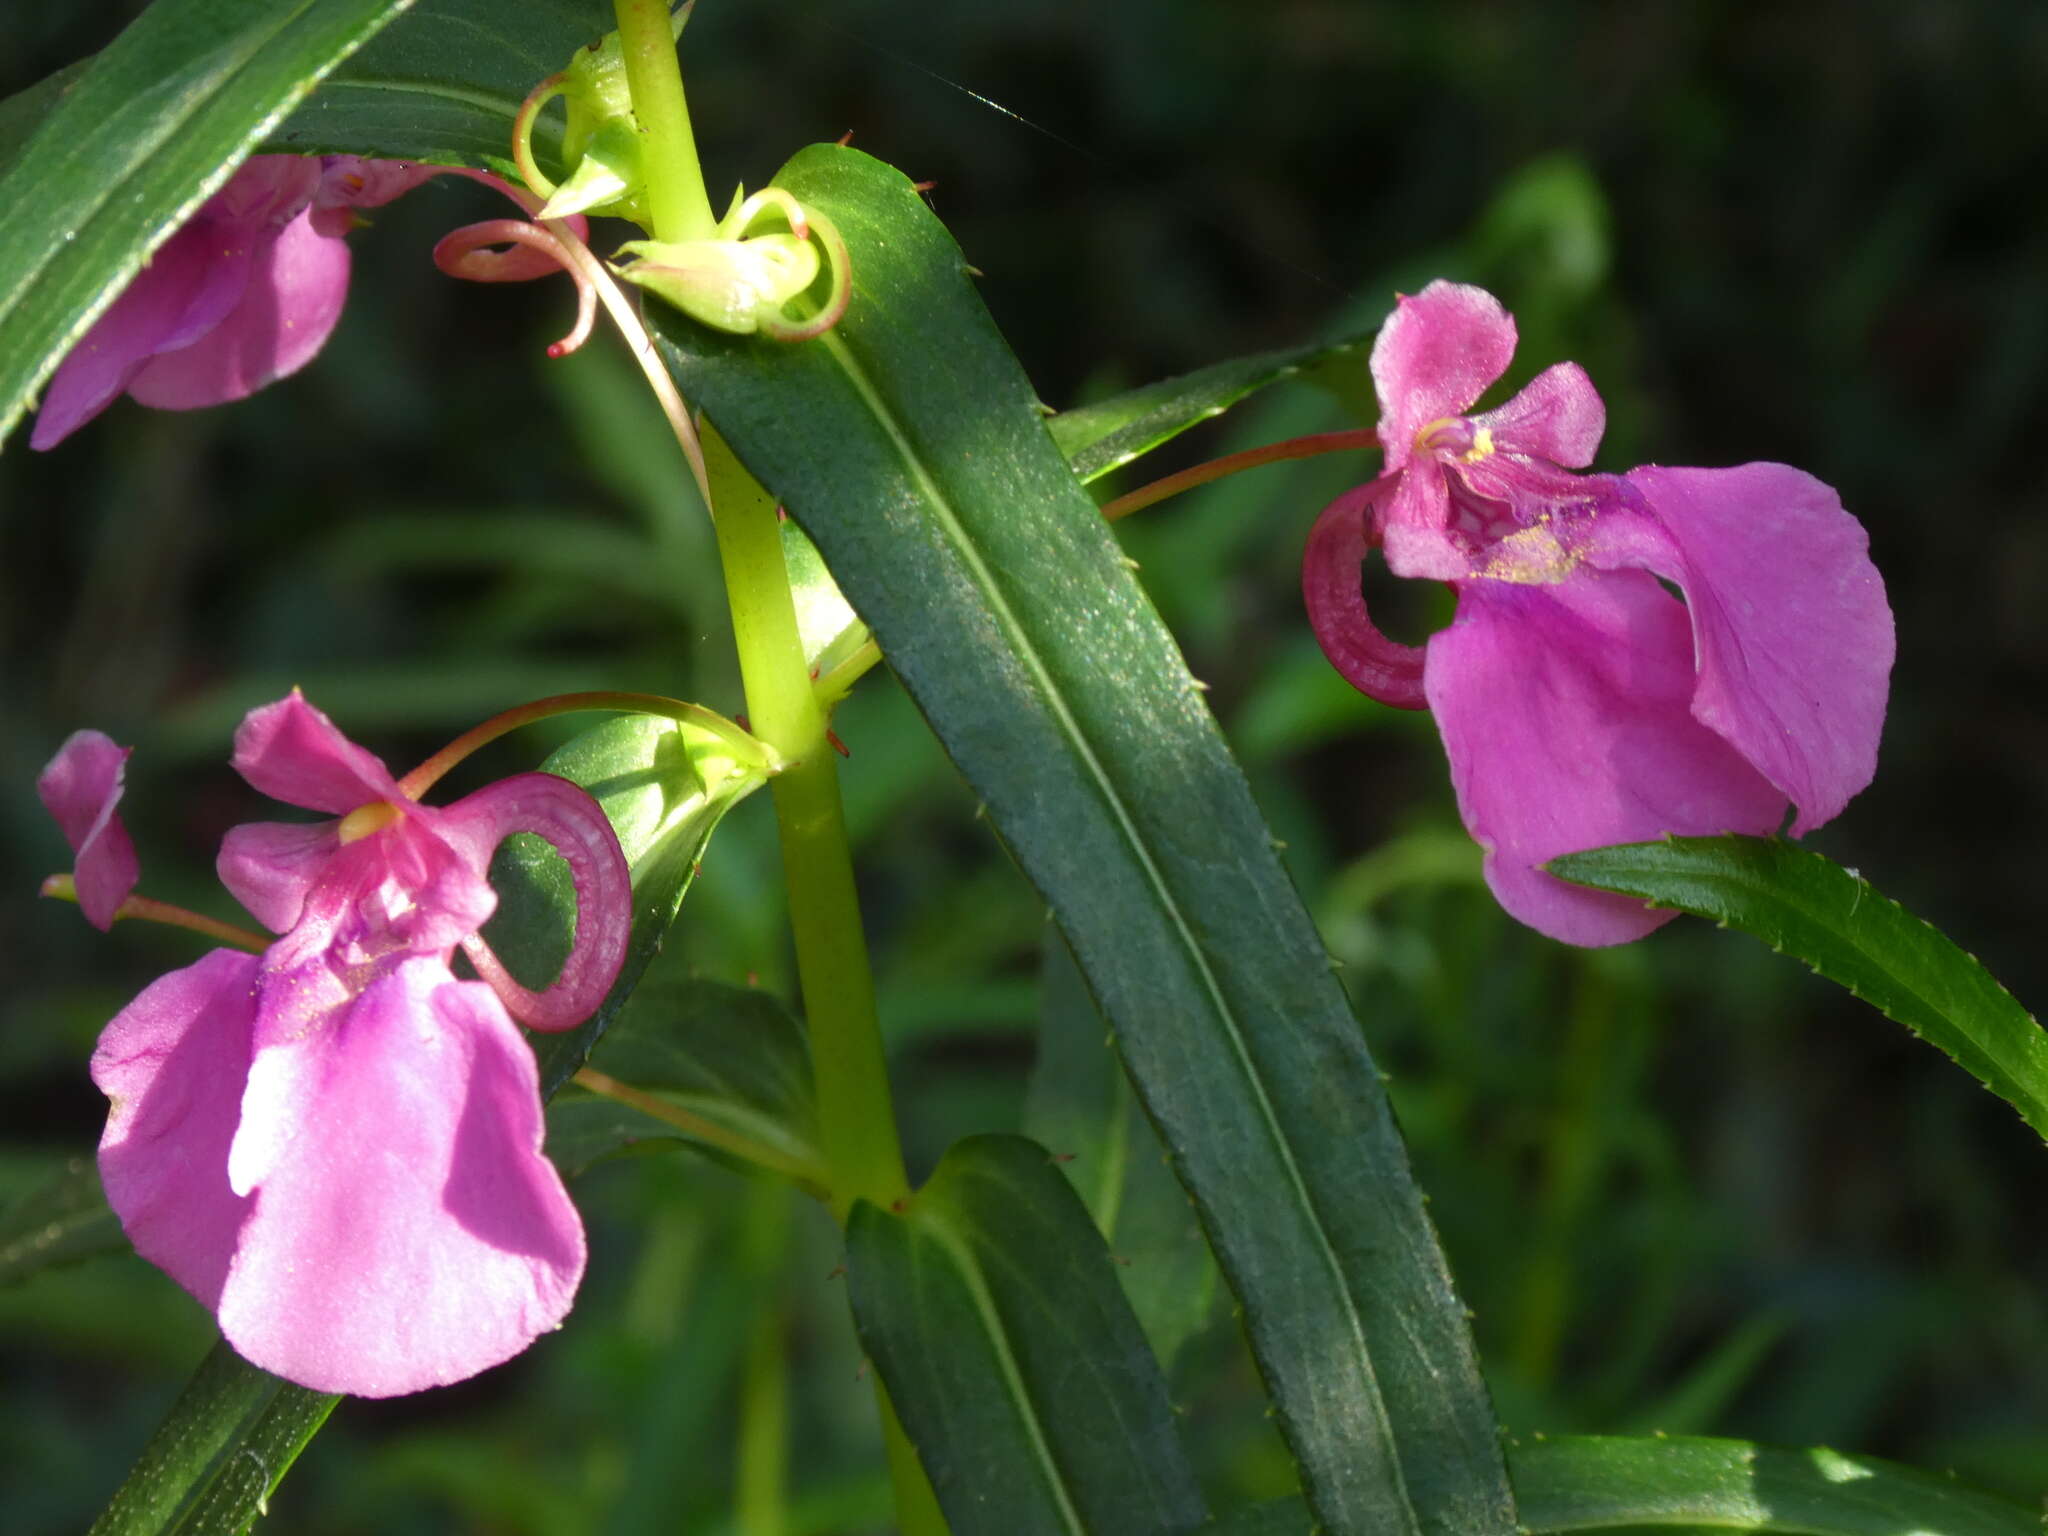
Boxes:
[1304,281,1893,946]
[85,692,631,1395]
[30,155,442,450]
[37,729,139,930]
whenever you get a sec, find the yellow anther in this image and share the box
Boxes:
[337,801,403,844]
[1460,426,1495,463]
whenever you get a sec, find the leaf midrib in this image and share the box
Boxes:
[813,312,1412,1524]
[916,1213,1089,1536]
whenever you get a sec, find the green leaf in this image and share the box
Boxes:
[656,144,1514,1536]
[262,0,610,175]
[1022,926,1219,1370]
[845,1135,1208,1536]
[1513,1435,2040,1534]
[1048,335,1365,484]
[481,710,772,1097]
[0,1155,125,1286]
[86,1340,339,1536]
[546,975,821,1186]
[1547,835,2048,1141]
[0,0,414,450]
[1200,1436,2041,1534]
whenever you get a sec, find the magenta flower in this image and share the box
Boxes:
[30,155,442,450]
[37,729,140,931]
[84,692,631,1395]
[1304,281,1893,946]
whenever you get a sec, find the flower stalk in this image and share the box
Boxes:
[1098,426,1380,522]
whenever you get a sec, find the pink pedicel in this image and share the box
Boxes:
[1303,281,1892,946]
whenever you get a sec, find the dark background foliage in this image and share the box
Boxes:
[3,1,2045,1531]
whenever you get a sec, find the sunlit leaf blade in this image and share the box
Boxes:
[1548,835,2048,1141]
[1200,1436,2039,1534]
[656,143,1514,1536]
[1048,336,1364,484]
[846,1135,1208,1536]
[262,0,609,175]
[0,1156,125,1286]
[0,58,91,171]
[1512,1435,2040,1535]
[1022,926,1219,1369]
[0,0,414,451]
[482,711,772,1097]
[546,976,820,1182]
[86,1341,338,1536]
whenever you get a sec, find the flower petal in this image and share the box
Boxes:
[1589,465,1893,834]
[29,218,255,449]
[215,819,336,935]
[216,958,583,1397]
[38,729,139,930]
[232,690,404,814]
[128,210,352,410]
[1302,478,1428,709]
[1471,360,1605,468]
[1371,280,1518,467]
[92,949,261,1310]
[1426,571,1788,946]
[438,773,633,1031]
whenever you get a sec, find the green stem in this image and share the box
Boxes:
[612,0,716,241]
[700,422,908,1222]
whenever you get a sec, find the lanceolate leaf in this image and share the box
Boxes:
[846,1135,1207,1536]
[1022,927,1220,1370]
[86,1341,338,1536]
[1048,336,1364,484]
[1548,836,2048,1141]
[1200,1436,2039,1535]
[262,0,610,175]
[0,0,414,450]
[0,1156,125,1287]
[657,144,1515,1536]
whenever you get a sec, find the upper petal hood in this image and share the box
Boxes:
[1371,281,1519,465]
[233,690,406,814]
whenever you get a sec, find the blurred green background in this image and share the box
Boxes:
[4,1,2047,1531]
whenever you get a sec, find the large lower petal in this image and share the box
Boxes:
[37,729,139,930]
[218,959,583,1396]
[129,209,352,410]
[91,949,261,1309]
[1426,571,1788,946]
[29,217,256,449]
[1590,464,1892,835]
